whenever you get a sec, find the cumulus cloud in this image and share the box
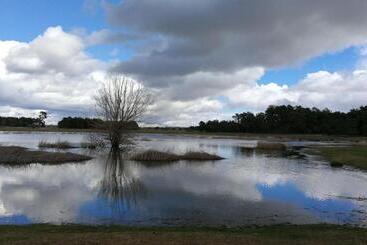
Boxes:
[0,26,107,122]
[145,97,226,126]
[226,70,367,112]
[106,0,367,82]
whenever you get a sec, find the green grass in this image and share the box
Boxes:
[0,224,366,244]
[317,146,367,170]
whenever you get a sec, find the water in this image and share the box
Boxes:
[0,131,367,226]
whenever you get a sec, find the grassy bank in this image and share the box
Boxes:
[0,146,92,165]
[0,126,99,133]
[0,224,366,244]
[316,146,367,170]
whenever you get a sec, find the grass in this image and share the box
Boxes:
[256,141,287,150]
[0,146,92,165]
[38,140,73,149]
[130,150,180,161]
[39,140,102,150]
[130,150,224,161]
[181,151,224,160]
[0,224,366,244]
[316,146,367,170]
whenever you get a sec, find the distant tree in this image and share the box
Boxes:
[37,111,47,127]
[58,117,105,129]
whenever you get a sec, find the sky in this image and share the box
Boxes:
[1,0,367,126]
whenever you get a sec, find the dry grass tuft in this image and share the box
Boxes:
[131,150,224,162]
[130,150,180,161]
[181,151,224,160]
[0,146,92,165]
[257,141,286,151]
[38,140,73,149]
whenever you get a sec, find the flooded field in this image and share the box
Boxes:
[0,131,367,227]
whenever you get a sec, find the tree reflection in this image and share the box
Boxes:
[99,149,146,212]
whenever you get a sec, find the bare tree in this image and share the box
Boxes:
[95,74,152,149]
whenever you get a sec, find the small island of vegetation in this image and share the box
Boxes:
[0,146,92,165]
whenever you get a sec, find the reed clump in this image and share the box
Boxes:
[0,146,92,165]
[130,150,180,161]
[181,151,224,160]
[256,141,286,151]
[131,150,224,161]
[38,140,73,149]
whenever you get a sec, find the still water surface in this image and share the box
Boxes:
[0,131,367,226]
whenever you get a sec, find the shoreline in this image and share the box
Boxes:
[1,126,367,143]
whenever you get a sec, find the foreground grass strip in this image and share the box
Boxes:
[0,146,92,165]
[0,224,366,244]
[317,146,367,170]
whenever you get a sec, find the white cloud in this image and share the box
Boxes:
[225,70,367,113]
[0,26,107,123]
[226,83,296,112]
[145,97,226,127]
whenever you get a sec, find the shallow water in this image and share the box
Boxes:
[0,131,367,227]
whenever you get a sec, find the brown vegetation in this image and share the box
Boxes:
[181,151,224,160]
[38,140,73,149]
[130,150,180,161]
[256,141,286,150]
[130,150,224,161]
[0,146,92,165]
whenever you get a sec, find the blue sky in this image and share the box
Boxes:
[0,0,105,41]
[0,0,130,61]
[0,0,367,125]
[260,47,360,85]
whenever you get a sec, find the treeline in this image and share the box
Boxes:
[57,117,139,129]
[192,105,367,136]
[0,112,47,128]
[0,116,39,127]
[58,117,103,129]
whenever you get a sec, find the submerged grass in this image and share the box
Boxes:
[80,142,98,149]
[316,146,367,170]
[0,146,92,165]
[0,224,366,244]
[131,150,224,161]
